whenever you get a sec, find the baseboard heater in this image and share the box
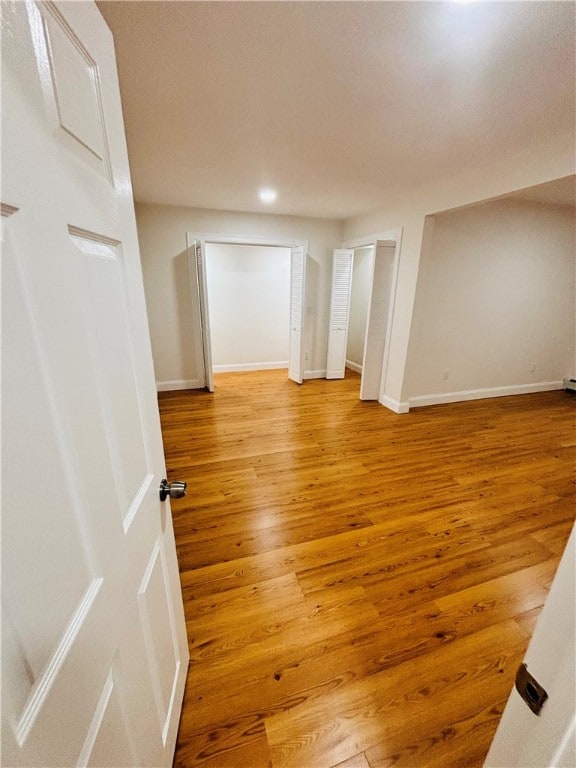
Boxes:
[564,378,576,392]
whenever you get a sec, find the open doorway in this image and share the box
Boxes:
[187,233,308,390]
[326,236,401,402]
[204,243,291,373]
[345,246,373,376]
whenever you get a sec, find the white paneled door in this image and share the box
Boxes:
[1,2,189,766]
[484,524,575,768]
[326,249,354,379]
[288,245,307,384]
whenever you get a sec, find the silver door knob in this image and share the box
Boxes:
[159,479,187,502]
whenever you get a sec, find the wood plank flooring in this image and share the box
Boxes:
[159,370,575,768]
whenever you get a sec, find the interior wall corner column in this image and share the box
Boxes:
[382,215,430,409]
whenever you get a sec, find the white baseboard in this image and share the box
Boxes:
[345,359,363,374]
[156,378,204,392]
[379,394,410,414]
[303,370,327,380]
[212,361,288,373]
[409,380,564,409]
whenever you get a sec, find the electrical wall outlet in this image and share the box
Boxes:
[442,370,450,381]
[530,363,536,374]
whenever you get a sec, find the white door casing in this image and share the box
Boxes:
[484,524,576,768]
[289,244,307,384]
[360,241,398,401]
[191,238,214,392]
[186,233,307,387]
[326,249,354,379]
[1,2,189,766]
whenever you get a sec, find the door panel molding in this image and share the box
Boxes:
[2,3,189,765]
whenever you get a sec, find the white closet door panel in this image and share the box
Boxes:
[288,245,307,384]
[326,330,347,379]
[194,240,214,392]
[326,249,353,379]
[360,242,397,400]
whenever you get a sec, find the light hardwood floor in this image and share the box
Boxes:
[158,370,575,768]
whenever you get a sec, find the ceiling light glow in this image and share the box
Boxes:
[259,188,277,204]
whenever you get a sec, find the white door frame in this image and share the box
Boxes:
[186,232,308,388]
[341,229,403,408]
[485,523,575,767]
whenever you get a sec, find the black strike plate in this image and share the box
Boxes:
[515,663,548,716]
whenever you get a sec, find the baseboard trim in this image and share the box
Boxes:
[212,361,288,373]
[303,370,327,380]
[345,359,363,374]
[409,381,564,409]
[379,395,410,414]
[156,378,204,392]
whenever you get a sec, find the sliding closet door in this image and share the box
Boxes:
[326,249,354,379]
[360,241,397,400]
[288,245,307,384]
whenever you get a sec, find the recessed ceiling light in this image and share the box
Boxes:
[259,188,277,204]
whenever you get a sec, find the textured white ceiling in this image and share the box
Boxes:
[98,1,576,219]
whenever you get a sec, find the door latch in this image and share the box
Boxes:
[515,663,548,715]
[159,479,187,502]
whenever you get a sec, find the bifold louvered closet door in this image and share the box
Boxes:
[326,249,354,379]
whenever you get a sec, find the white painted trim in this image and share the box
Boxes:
[17,579,104,745]
[303,370,326,380]
[191,239,214,392]
[342,229,402,250]
[409,381,564,408]
[185,239,208,386]
[378,234,403,401]
[213,361,288,373]
[156,379,203,392]
[379,394,410,414]
[186,232,309,387]
[345,359,363,374]
[186,232,308,250]
[340,230,404,410]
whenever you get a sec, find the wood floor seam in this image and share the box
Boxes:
[162,371,575,768]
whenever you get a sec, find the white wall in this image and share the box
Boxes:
[135,203,344,388]
[134,139,573,399]
[205,243,290,371]
[346,247,372,369]
[343,134,575,410]
[404,200,575,405]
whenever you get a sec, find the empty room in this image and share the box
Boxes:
[2,2,575,768]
